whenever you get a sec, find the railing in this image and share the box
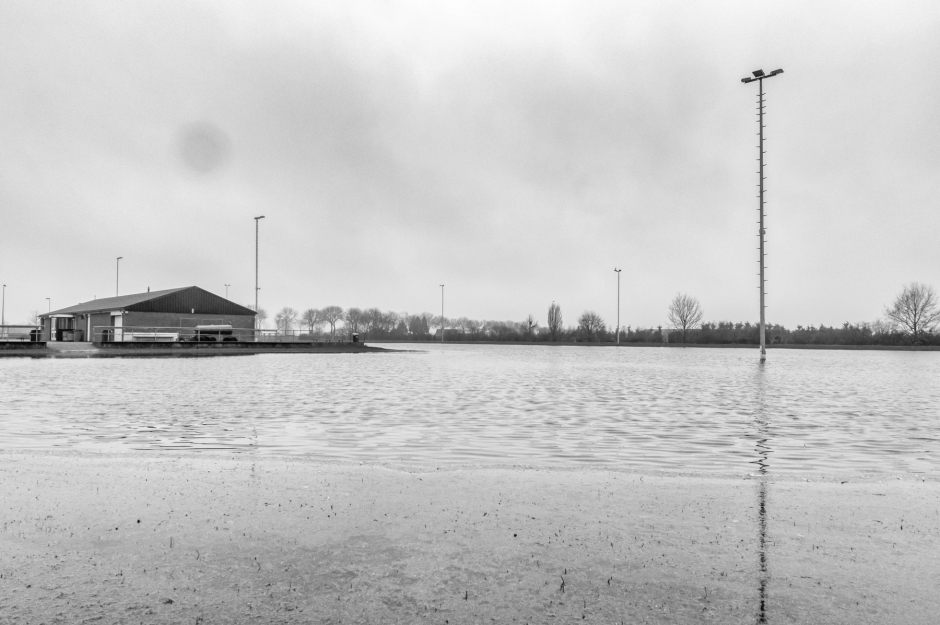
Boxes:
[0,325,41,341]
[91,326,350,343]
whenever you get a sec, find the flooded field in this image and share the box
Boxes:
[1,344,937,475]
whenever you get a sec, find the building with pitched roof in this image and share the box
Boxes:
[39,286,256,342]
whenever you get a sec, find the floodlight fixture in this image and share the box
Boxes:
[741,68,784,83]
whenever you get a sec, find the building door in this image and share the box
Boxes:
[112,313,123,342]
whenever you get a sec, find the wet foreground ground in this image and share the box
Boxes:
[1,453,937,624]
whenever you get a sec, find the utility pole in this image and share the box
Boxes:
[225,284,230,299]
[254,216,265,325]
[614,268,621,344]
[440,284,444,343]
[741,68,784,362]
[116,257,123,296]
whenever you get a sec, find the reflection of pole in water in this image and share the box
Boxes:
[752,362,771,624]
[758,479,768,623]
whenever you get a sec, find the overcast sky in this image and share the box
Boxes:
[1,0,938,329]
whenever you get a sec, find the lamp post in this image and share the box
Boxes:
[1,284,6,330]
[254,216,265,321]
[614,268,621,344]
[741,68,784,362]
[225,284,230,299]
[439,284,444,343]
[46,297,51,313]
[116,256,123,296]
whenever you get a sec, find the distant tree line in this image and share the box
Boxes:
[256,282,940,346]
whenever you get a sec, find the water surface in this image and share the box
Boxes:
[1,345,937,475]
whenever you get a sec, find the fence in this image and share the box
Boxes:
[90,325,349,344]
[0,325,41,341]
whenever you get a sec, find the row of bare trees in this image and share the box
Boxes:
[251,282,939,345]
[661,283,940,345]
[251,302,613,342]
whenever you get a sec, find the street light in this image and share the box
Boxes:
[46,297,51,313]
[614,268,621,344]
[1,284,6,330]
[225,284,230,299]
[116,256,123,296]
[741,68,784,362]
[254,216,265,319]
[439,284,444,343]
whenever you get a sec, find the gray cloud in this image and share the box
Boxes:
[1,0,938,328]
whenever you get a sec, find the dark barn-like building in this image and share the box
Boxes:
[40,286,256,342]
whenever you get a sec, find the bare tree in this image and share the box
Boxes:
[524,314,538,339]
[344,307,364,335]
[274,307,298,335]
[383,311,401,334]
[320,306,344,339]
[247,304,268,330]
[362,308,384,336]
[432,315,448,338]
[465,318,482,338]
[26,309,40,326]
[667,293,703,343]
[577,311,606,342]
[870,318,897,336]
[547,302,563,341]
[884,282,940,341]
[301,308,322,335]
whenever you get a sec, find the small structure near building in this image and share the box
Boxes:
[39,286,256,343]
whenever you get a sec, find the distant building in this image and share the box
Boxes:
[39,286,256,342]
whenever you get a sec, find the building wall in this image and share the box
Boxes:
[88,312,112,341]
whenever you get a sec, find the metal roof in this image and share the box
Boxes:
[41,287,256,317]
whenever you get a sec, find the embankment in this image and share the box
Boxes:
[0,341,389,357]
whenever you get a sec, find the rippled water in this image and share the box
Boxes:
[1,345,937,475]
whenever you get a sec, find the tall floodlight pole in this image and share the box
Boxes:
[741,68,783,362]
[1,284,6,330]
[225,284,230,299]
[254,216,265,323]
[439,284,444,343]
[614,268,621,344]
[116,257,123,296]
[46,297,51,312]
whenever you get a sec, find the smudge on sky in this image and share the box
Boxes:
[180,124,231,174]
